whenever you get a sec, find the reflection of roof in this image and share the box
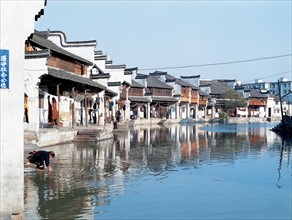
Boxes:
[147,76,173,89]
[128,96,150,103]
[47,68,106,90]
[152,96,178,103]
[30,31,92,65]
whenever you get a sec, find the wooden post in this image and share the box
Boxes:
[98,97,100,126]
[85,90,89,127]
[57,84,61,129]
[278,80,284,123]
[71,87,75,128]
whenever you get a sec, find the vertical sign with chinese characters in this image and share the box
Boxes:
[0,49,9,89]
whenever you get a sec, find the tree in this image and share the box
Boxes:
[222,90,247,116]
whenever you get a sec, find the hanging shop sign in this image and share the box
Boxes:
[0,49,9,89]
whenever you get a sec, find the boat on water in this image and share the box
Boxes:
[271,115,292,135]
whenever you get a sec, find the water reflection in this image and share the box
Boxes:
[24,122,291,219]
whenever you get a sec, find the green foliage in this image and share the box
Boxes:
[219,111,229,119]
[222,90,247,116]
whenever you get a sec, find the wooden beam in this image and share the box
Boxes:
[84,89,89,127]
[57,84,61,129]
[71,87,75,128]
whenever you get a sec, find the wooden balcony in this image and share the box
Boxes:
[128,88,144,96]
[199,100,207,106]
[191,97,198,104]
[48,56,87,76]
[248,99,267,106]
[180,96,190,103]
[152,88,172,96]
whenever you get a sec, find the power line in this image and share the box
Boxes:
[242,70,292,83]
[139,54,292,71]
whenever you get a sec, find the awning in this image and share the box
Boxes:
[105,88,118,97]
[39,68,108,94]
[151,96,178,103]
[128,96,150,103]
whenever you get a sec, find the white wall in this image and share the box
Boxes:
[48,32,96,63]
[0,0,46,218]
[24,57,47,132]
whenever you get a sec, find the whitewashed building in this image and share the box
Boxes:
[0,0,46,218]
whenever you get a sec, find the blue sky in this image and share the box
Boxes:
[36,0,292,83]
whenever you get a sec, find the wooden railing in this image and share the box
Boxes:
[47,56,87,75]
[248,99,267,106]
[180,96,189,103]
[152,88,172,96]
[199,100,207,106]
[191,97,198,104]
[128,88,144,96]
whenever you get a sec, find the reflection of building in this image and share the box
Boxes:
[24,123,283,218]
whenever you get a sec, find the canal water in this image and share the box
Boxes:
[23,122,291,219]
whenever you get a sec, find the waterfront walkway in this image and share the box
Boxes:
[24,116,281,148]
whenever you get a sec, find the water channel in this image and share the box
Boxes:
[23,122,291,219]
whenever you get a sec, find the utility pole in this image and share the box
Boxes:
[277,80,284,123]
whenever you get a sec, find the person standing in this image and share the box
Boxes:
[112,116,118,129]
[24,98,29,123]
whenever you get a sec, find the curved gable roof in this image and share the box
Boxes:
[147,76,173,89]
[29,31,92,65]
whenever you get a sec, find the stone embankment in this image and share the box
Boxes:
[24,116,281,148]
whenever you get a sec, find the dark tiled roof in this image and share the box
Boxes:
[46,30,97,46]
[199,91,208,96]
[122,80,131,87]
[25,49,50,59]
[47,68,106,90]
[125,67,138,72]
[94,50,103,55]
[108,81,121,86]
[149,71,168,76]
[199,80,213,86]
[105,64,126,69]
[90,73,110,80]
[30,31,92,65]
[131,79,144,88]
[165,73,199,89]
[210,82,233,95]
[180,75,200,79]
[128,96,150,103]
[136,73,148,79]
[152,96,178,103]
[105,88,118,97]
[95,55,107,60]
[249,89,269,98]
[124,70,133,75]
[147,76,173,89]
